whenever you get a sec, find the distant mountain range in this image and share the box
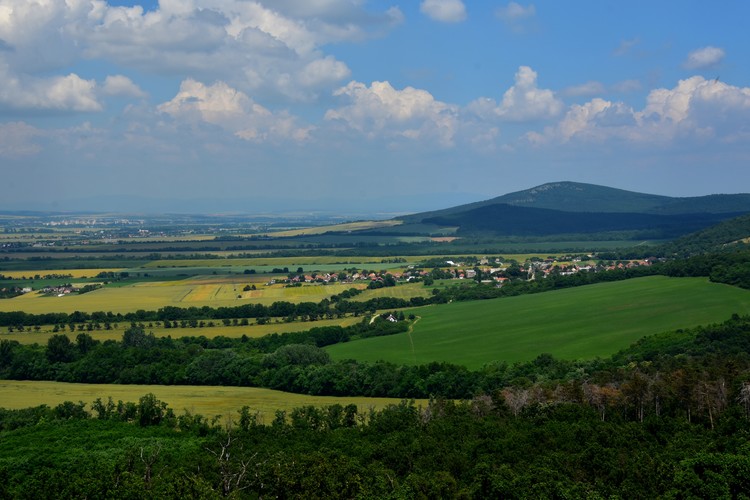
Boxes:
[393,182,750,239]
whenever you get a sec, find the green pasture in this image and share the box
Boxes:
[326,276,750,369]
[0,380,427,421]
[1,317,362,345]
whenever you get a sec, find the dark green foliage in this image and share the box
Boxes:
[6,395,750,498]
[425,203,735,238]
[399,181,750,239]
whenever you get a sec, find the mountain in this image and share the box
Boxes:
[393,182,750,239]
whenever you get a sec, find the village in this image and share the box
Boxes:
[270,255,657,288]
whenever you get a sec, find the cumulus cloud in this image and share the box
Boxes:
[683,46,725,69]
[0,62,102,112]
[102,75,147,98]
[325,80,459,146]
[536,76,750,145]
[297,56,351,88]
[467,66,563,122]
[158,79,313,142]
[0,0,399,104]
[420,0,467,23]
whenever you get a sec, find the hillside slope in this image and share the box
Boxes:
[394,181,750,238]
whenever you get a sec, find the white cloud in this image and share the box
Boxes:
[495,2,536,21]
[684,46,725,69]
[158,79,312,142]
[297,56,351,88]
[495,2,535,32]
[537,76,750,145]
[102,75,147,98]
[325,80,459,146]
[0,0,397,104]
[420,0,467,23]
[0,62,102,112]
[468,66,563,122]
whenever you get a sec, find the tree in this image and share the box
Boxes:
[122,326,155,348]
[138,393,167,427]
[47,334,76,363]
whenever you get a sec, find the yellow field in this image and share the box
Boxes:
[0,280,365,315]
[1,317,362,345]
[0,380,427,421]
[0,268,125,279]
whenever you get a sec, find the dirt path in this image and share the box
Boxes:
[406,316,421,364]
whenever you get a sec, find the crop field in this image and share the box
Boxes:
[0,380,428,421]
[1,317,362,345]
[0,268,125,279]
[0,279,365,315]
[352,282,431,302]
[326,276,750,369]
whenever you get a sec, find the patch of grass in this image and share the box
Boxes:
[326,276,750,369]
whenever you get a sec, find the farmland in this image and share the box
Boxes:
[0,380,426,420]
[326,276,750,369]
[0,279,366,315]
[0,316,362,345]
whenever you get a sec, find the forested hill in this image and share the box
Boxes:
[421,203,736,237]
[401,181,750,223]
[388,181,750,238]
[660,213,750,256]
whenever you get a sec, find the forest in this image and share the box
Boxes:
[3,315,750,498]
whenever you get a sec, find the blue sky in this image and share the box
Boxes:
[1,0,749,214]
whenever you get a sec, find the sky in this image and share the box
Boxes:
[1,0,750,214]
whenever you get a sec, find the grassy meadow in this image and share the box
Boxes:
[0,380,427,421]
[326,276,750,369]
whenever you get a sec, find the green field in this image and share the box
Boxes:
[352,282,431,302]
[0,380,427,421]
[327,276,750,369]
